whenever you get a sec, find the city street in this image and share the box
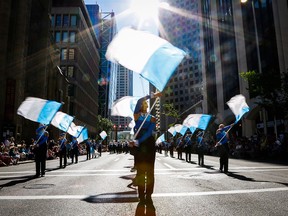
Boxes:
[1,152,288,216]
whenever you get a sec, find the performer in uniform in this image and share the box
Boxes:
[71,136,78,164]
[58,133,67,168]
[34,124,49,177]
[215,123,234,173]
[130,92,162,205]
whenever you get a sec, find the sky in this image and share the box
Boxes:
[84,0,153,97]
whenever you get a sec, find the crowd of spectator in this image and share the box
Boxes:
[156,131,288,163]
[0,137,35,166]
[1,131,287,167]
[0,136,102,167]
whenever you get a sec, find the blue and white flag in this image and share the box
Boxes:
[128,120,135,129]
[174,124,188,136]
[100,131,107,140]
[189,126,197,134]
[17,97,62,125]
[51,111,74,132]
[227,94,250,123]
[183,114,212,131]
[168,126,177,137]
[156,134,165,145]
[77,128,88,143]
[128,120,135,135]
[106,28,186,91]
[111,96,141,118]
[67,122,84,138]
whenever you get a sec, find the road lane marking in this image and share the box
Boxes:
[1,187,288,200]
[1,167,288,178]
[163,163,176,170]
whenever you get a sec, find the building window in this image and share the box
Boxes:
[55,31,61,43]
[62,31,68,43]
[50,15,55,26]
[63,15,69,27]
[70,15,77,26]
[61,48,67,60]
[69,31,76,43]
[68,84,75,96]
[55,15,61,27]
[69,49,75,60]
[67,66,74,78]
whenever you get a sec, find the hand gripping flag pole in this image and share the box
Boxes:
[216,125,234,145]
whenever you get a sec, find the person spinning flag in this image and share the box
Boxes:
[129,92,162,206]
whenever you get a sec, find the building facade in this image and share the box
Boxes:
[158,0,288,138]
[50,0,100,138]
[158,0,204,133]
[112,65,133,132]
[0,0,57,141]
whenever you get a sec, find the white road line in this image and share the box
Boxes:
[163,163,176,170]
[153,187,288,197]
[1,167,288,177]
[0,187,287,200]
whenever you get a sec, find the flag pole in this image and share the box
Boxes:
[216,125,234,145]
[34,125,49,145]
[199,131,205,145]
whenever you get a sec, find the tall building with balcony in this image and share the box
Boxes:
[51,0,100,138]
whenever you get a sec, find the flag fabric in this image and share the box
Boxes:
[174,124,188,136]
[168,126,177,137]
[17,97,62,125]
[128,120,135,129]
[67,122,84,138]
[100,131,107,140]
[77,128,88,143]
[106,27,186,91]
[156,134,165,145]
[51,111,74,132]
[189,126,197,134]
[183,114,212,131]
[227,94,250,123]
[111,96,141,118]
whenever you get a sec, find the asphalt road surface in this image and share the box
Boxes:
[1,152,288,216]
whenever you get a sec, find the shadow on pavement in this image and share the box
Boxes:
[226,171,288,187]
[83,190,138,203]
[0,175,36,188]
[135,199,156,216]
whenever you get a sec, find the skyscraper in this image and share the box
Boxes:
[51,0,100,137]
[158,0,203,131]
[159,0,288,137]
[0,0,56,141]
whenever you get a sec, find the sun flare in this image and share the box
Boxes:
[130,0,159,20]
